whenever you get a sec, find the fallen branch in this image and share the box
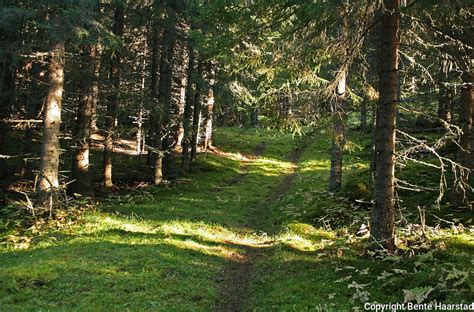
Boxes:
[0,153,34,160]
[1,119,42,123]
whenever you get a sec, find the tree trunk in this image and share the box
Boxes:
[370,0,400,252]
[35,42,65,210]
[103,5,124,188]
[369,100,377,186]
[201,67,215,151]
[360,101,367,130]
[251,107,260,128]
[136,58,146,154]
[437,82,453,124]
[190,62,203,162]
[149,20,164,184]
[181,45,195,172]
[175,79,187,149]
[136,105,144,154]
[329,69,347,193]
[0,59,15,154]
[70,45,96,196]
[437,58,453,124]
[328,12,348,193]
[453,72,473,209]
[91,47,101,134]
[21,62,46,177]
[160,9,178,179]
[148,16,163,171]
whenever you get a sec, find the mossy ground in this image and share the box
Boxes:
[0,127,472,311]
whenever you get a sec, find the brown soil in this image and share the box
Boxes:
[214,139,309,312]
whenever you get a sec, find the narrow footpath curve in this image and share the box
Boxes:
[210,141,267,191]
[215,139,309,312]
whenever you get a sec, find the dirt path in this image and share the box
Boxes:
[211,141,266,192]
[215,140,309,312]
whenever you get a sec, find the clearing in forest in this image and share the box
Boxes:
[1,128,472,311]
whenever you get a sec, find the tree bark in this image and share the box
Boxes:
[91,47,101,134]
[190,62,203,162]
[437,81,453,124]
[148,14,163,172]
[160,8,178,179]
[21,62,46,177]
[181,45,195,172]
[369,99,377,186]
[201,67,215,151]
[370,0,400,252]
[175,76,187,149]
[70,45,96,196]
[136,58,146,154]
[453,72,473,209]
[329,69,347,192]
[151,39,164,184]
[35,41,65,210]
[329,12,348,193]
[103,5,124,188]
[136,105,144,154]
[360,101,367,130]
[0,59,15,154]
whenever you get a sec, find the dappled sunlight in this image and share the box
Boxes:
[431,233,474,251]
[276,222,337,252]
[164,237,241,260]
[250,158,294,177]
[158,221,270,248]
[346,162,369,170]
[4,126,472,310]
[77,213,157,236]
[199,157,240,172]
[58,214,274,261]
[285,222,335,240]
[209,146,254,162]
[299,159,331,173]
[277,233,319,252]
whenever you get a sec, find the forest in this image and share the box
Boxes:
[0,0,472,311]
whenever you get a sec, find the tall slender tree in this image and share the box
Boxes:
[103,3,125,188]
[158,3,177,179]
[201,66,215,151]
[70,44,97,195]
[370,0,400,251]
[453,71,473,209]
[36,40,65,209]
[148,1,164,183]
[181,43,195,172]
[328,11,349,193]
[328,69,347,192]
[190,60,203,162]
[437,59,454,124]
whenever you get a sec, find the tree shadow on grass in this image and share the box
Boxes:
[0,236,237,311]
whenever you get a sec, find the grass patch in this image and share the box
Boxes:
[0,127,297,311]
[1,127,472,310]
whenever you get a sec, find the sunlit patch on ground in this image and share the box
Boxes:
[1,128,473,311]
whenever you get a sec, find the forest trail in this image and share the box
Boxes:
[210,141,267,191]
[2,128,472,311]
[215,140,308,311]
[1,128,316,311]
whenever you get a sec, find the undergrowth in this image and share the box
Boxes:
[0,127,472,311]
